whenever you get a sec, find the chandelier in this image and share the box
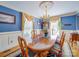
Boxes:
[39,1,54,19]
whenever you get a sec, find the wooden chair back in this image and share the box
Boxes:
[31,30,37,39]
[71,33,79,42]
[18,36,29,57]
[60,32,65,48]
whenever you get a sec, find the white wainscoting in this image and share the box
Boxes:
[0,31,22,52]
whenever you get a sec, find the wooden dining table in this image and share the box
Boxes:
[26,37,56,57]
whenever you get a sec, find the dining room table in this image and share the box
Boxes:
[26,37,56,57]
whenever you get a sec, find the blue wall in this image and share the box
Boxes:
[0,5,21,32]
[61,15,76,30]
[77,14,79,30]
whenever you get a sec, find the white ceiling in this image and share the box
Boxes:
[0,1,79,17]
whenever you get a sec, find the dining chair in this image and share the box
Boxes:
[70,33,79,46]
[18,36,29,57]
[31,30,44,43]
[48,32,65,57]
[31,30,36,39]
[18,36,38,57]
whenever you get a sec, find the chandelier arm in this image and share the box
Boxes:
[39,1,54,19]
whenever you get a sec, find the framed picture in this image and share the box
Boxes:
[0,12,16,24]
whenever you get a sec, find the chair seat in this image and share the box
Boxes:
[28,48,37,57]
[53,43,61,49]
[49,43,61,55]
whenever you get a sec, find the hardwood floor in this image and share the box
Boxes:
[0,45,20,57]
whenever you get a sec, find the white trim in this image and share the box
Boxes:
[59,11,77,17]
[0,31,22,35]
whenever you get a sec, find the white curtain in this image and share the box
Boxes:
[23,15,33,43]
[50,21,60,41]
